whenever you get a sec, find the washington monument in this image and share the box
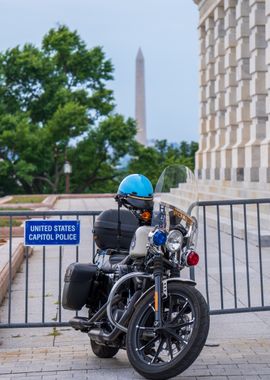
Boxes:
[135,48,147,146]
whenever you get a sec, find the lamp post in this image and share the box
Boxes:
[63,160,72,194]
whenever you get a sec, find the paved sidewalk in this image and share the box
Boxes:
[0,332,270,379]
[0,197,270,379]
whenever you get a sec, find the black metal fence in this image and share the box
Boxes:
[0,198,270,328]
[0,210,100,329]
[192,198,270,316]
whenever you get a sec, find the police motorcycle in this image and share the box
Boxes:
[62,165,209,380]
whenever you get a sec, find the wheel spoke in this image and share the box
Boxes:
[167,295,173,322]
[167,337,174,360]
[138,335,159,352]
[167,329,188,346]
[151,338,165,364]
[149,303,155,313]
[168,318,195,329]
[175,340,181,351]
[179,300,189,314]
[170,300,190,325]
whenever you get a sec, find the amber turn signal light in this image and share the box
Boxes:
[140,211,151,222]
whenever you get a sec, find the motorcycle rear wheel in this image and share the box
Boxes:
[90,339,119,358]
[126,283,209,380]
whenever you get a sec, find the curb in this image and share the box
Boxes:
[0,242,33,305]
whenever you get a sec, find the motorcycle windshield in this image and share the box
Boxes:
[152,165,198,247]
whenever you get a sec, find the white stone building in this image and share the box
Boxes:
[194,0,270,187]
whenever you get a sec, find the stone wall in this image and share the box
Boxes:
[194,0,270,184]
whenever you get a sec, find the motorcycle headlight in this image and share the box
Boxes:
[166,230,183,253]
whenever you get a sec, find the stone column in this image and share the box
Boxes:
[260,0,270,182]
[220,0,237,181]
[196,24,207,179]
[244,0,267,182]
[231,0,251,181]
[211,4,225,180]
[202,16,216,180]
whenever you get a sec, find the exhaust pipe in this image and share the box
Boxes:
[68,295,122,333]
[89,290,141,343]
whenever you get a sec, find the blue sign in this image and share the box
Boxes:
[24,220,80,246]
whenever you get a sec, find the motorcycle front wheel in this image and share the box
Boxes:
[126,283,209,380]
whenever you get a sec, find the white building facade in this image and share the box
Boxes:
[194,0,270,185]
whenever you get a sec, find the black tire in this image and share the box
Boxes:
[90,339,119,358]
[126,283,209,380]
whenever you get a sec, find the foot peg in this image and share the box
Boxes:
[69,316,92,332]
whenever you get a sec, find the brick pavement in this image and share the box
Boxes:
[0,334,270,379]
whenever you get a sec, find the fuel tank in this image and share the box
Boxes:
[129,226,153,257]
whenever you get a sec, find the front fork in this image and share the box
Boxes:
[153,252,163,327]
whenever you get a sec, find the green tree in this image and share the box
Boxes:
[0,25,136,195]
[70,115,136,193]
[127,140,198,187]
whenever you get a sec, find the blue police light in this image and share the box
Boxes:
[153,229,167,246]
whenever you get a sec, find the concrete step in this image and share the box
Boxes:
[197,178,270,191]
[171,184,270,215]
[202,211,270,246]
[203,203,269,225]
[172,187,241,201]
[173,181,270,203]
[196,181,270,199]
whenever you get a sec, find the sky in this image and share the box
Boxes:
[0,0,199,144]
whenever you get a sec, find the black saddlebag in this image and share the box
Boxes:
[62,263,97,310]
[93,209,138,250]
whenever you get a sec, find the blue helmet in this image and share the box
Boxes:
[117,174,153,210]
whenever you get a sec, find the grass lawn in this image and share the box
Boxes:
[6,195,46,204]
[0,219,23,227]
[0,207,31,211]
